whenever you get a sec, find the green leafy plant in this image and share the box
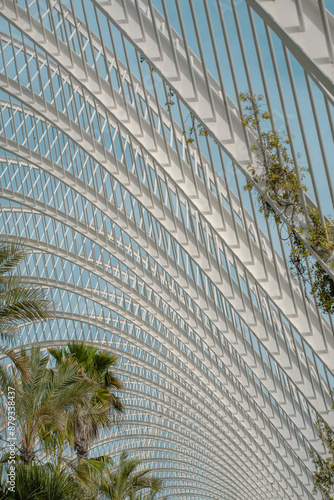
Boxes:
[307,208,334,258]
[239,92,306,223]
[49,343,123,462]
[165,87,175,112]
[0,346,128,499]
[288,227,309,283]
[0,241,54,341]
[0,347,95,466]
[311,416,334,500]
[0,461,94,500]
[240,92,334,314]
[99,451,165,500]
[311,263,334,314]
[184,116,209,145]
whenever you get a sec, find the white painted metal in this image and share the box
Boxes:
[0,0,333,498]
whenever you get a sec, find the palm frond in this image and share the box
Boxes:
[0,323,20,341]
[0,346,30,378]
[45,364,98,408]
[93,389,123,414]
[71,401,112,444]
[0,363,16,396]
[48,346,65,365]
[0,285,54,324]
[41,424,67,458]
[0,242,26,279]
[75,456,111,490]
[3,343,124,469]
[0,461,88,500]
[67,342,97,365]
[93,351,118,373]
[104,369,123,391]
[100,452,164,500]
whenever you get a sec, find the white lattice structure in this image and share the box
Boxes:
[0,0,333,498]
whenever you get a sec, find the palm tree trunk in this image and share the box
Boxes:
[74,417,90,461]
[75,438,89,461]
[20,446,35,466]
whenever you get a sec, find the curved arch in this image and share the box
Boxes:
[0,1,333,498]
[8,332,290,499]
[0,206,318,496]
[0,166,331,439]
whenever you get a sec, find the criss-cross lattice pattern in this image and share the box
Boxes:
[0,0,333,498]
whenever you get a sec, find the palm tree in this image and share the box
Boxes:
[99,451,164,500]
[49,343,123,461]
[0,347,95,466]
[0,461,93,500]
[0,241,53,341]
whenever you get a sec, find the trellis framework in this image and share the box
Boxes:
[0,0,333,498]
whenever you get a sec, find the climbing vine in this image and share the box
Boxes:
[240,92,306,223]
[311,263,334,314]
[307,208,334,259]
[185,116,209,144]
[311,415,334,500]
[165,87,175,112]
[240,92,334,314]
[139,54,154,72]
[162,87,213,145]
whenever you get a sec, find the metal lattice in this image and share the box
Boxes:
[0,0,333,498]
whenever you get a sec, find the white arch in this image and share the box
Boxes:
[0,0,333,498]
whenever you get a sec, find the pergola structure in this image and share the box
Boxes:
[0,0,333,498]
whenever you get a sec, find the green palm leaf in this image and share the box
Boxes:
[0,347,98,466]
[0,346,29,377]
[0,461,92,500]
[100,452,164,500]
[0,241,54,341]
[0,286,53,324]
[49,343,123,461]
[0,243,27,279]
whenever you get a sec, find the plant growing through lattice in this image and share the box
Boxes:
[311,409,334,500]
[240,92,334,314]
